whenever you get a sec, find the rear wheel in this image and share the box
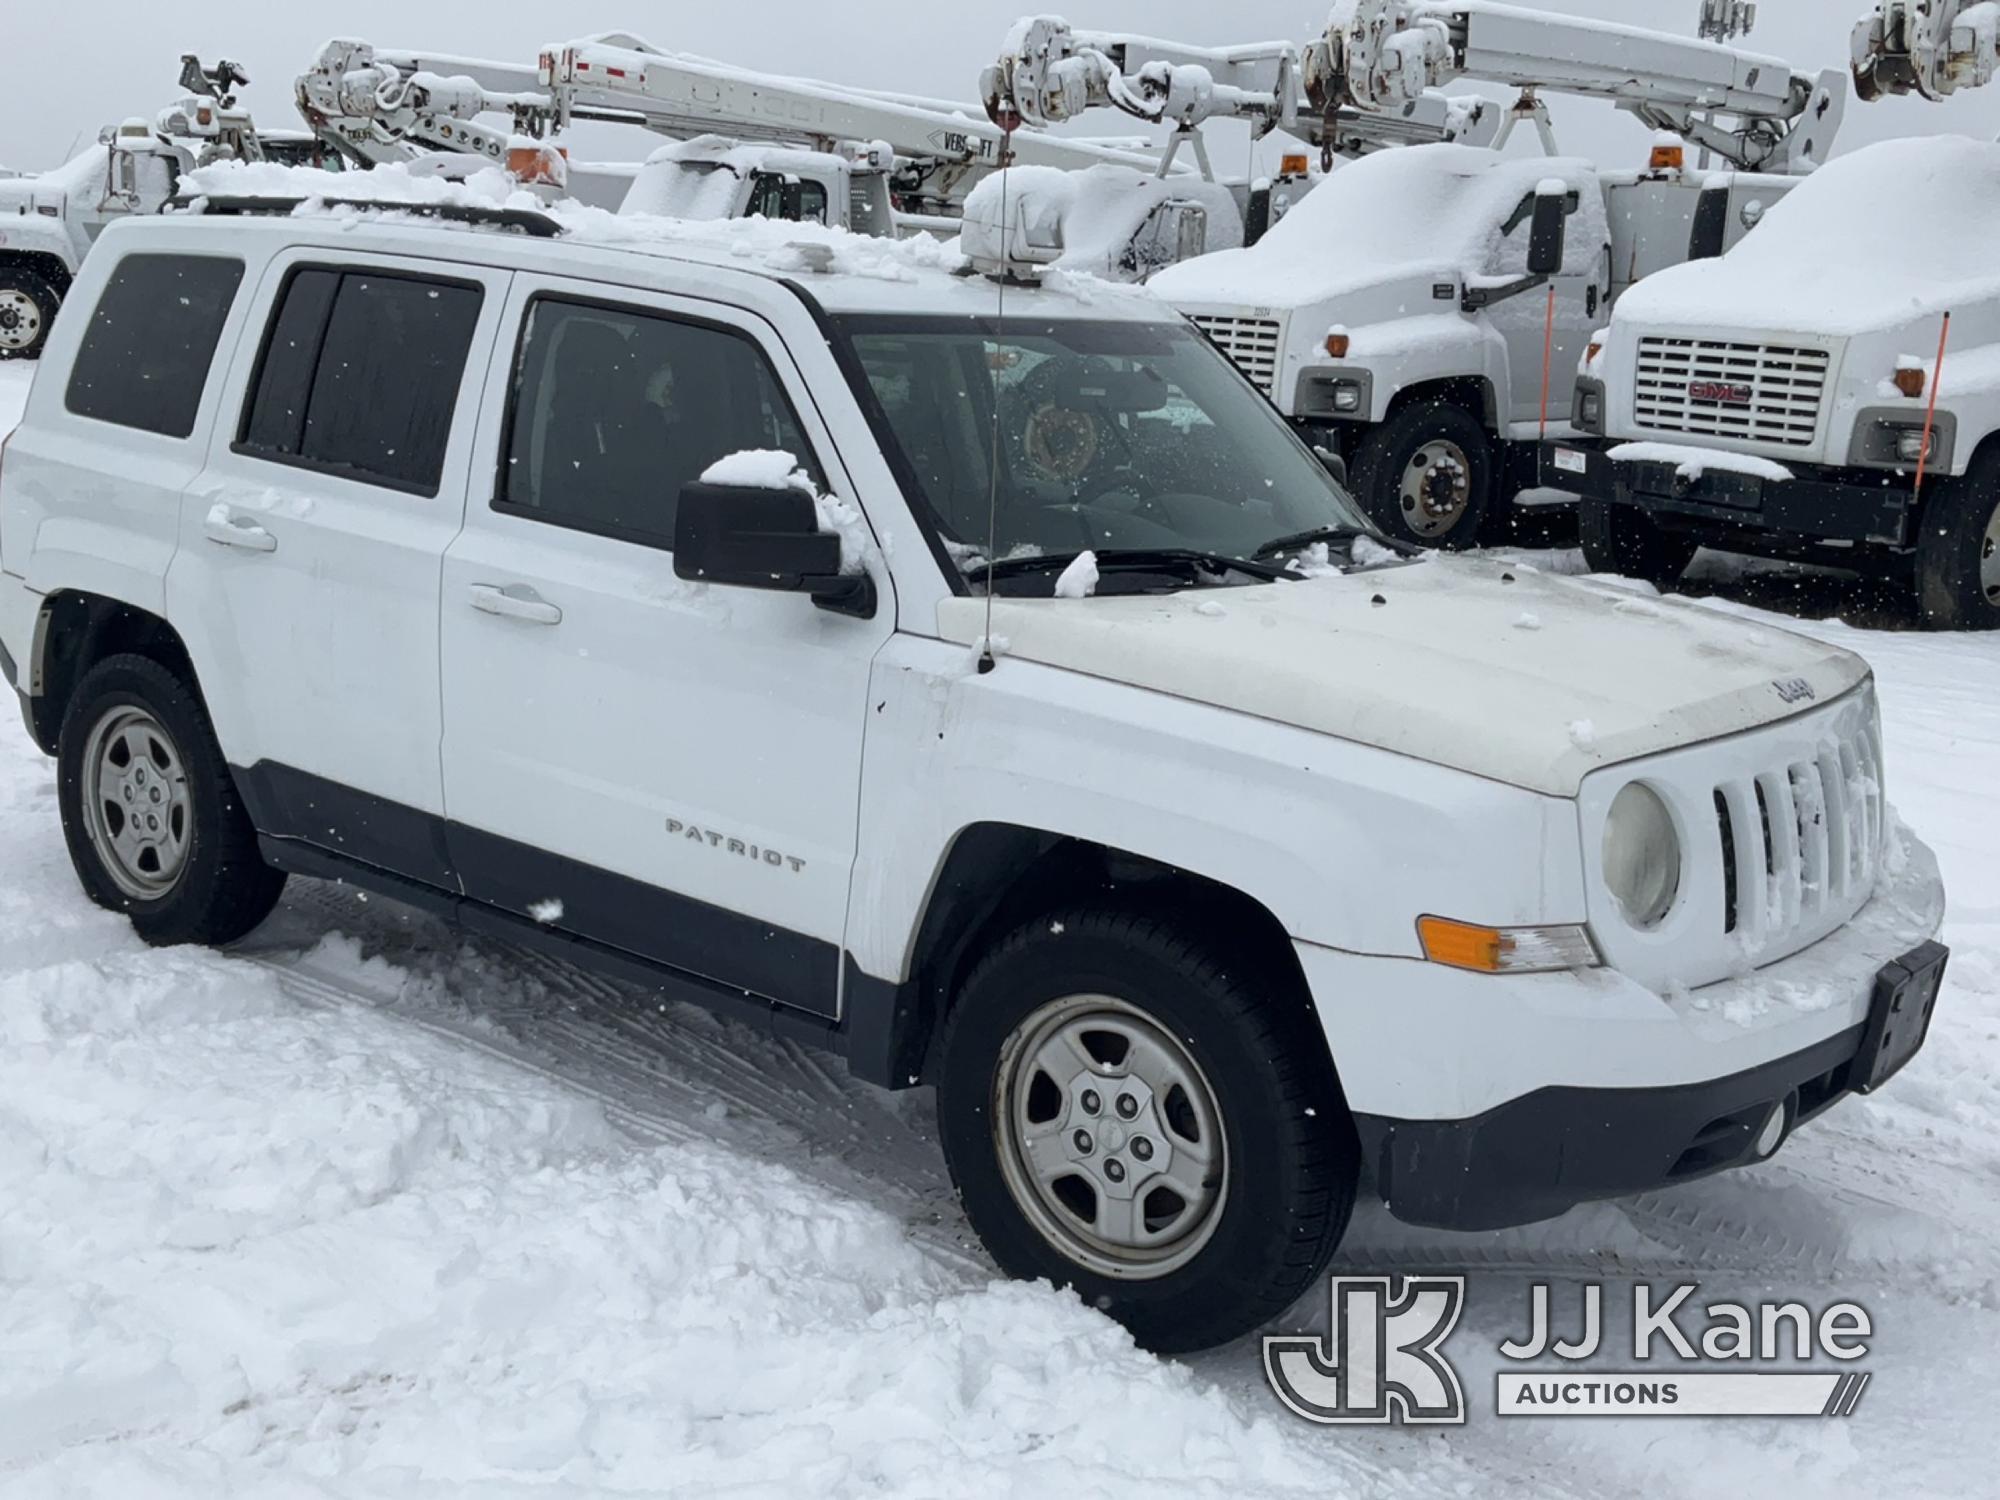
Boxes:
[57,655,286,945]
[1351,401,1496,550]
[0,268,58,361]
[936,910,1358,1353]
[1579,497,1700,590]
[1914,462,2000,631]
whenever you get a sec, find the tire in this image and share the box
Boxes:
[1914,461,2000,631]
[936,909,1359,1353]
[57,654,286,946]
[1350,400,1496,550]
[1578,497,1700,590]
[0,268,59,361]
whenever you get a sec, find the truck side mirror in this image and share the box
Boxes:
[1527,189,1569,277]
[673,482,874,617]
[1688,185,1730,261]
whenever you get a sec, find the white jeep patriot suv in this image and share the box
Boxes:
[0,193,1949,1353]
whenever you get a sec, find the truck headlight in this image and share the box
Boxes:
[1579,390,1603,429]
[1331,380,1363,413]
[1602,782,1682,929]
[1894,427,1932,464]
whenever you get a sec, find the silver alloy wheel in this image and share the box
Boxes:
[0,287,43,352]
[1400,439,1473,539]
[1983,494,2000,604]
[993,993,1227,1279]
[81,706,194,901]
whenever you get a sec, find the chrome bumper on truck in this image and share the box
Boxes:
[1302,829,1949,1232]
[1538,441,1919,549]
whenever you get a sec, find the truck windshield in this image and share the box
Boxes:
[833,315,1374,591]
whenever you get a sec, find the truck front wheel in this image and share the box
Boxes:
[1915,462,2000,631]
[0,268,58,361]
[1350,401,1495,549]
[935,910,1358,1354]
[1578,497,1700,591]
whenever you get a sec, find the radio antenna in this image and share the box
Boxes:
[976,123,1018,676]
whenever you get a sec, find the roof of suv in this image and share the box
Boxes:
[143,170,1175,325]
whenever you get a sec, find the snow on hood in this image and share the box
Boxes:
[960,164,1241,279]
[1150,144,1597,310]
[936,558,1866,797]
[1615,135,2000,336]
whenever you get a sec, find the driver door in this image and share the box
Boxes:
[438,275,892,1018]
[1491,191,1604,427]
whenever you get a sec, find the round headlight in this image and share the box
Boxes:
[1602,783,1682,930]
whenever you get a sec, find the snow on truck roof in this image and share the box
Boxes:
[175,160,1167,321]
[1614,135,2000,336]
[1151,144,1598,310]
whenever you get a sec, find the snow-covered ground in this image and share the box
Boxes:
[1,358,1996,1496]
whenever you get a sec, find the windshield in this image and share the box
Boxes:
[834,316,1373,593]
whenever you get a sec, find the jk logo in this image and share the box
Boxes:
[1263,1276,1467,1425]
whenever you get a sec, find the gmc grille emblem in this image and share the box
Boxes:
[1688,380,1754,406]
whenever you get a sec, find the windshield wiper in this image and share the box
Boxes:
[1251,525,1377,561]
[965,548,1294,585]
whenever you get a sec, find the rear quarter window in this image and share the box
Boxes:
[64,253,245,438]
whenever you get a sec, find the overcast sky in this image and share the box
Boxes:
[5,0,1997,172]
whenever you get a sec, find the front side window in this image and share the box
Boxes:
[836,316,1373,593]
[66,253,244,438]
[237,266,483,495]
[496,296,818,548]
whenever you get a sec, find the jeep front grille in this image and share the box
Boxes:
[1632,336,1830,448]
[1711,715,1883,952]
[1191,314,1282,398]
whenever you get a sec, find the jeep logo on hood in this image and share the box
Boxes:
[1688,380,1754,406]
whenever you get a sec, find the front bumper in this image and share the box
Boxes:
[1539,441,1917,549]
[1297,826,1947,1231]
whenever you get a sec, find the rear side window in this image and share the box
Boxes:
[65,253,245,438]
[238,267,483,495]
[496,296,819,548]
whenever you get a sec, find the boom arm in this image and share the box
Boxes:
[1317,0,1846,172]
[983,15,1497,162]
[296,39,549,166]
[1851,1,2000,100]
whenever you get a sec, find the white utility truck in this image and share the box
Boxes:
[1540,1,2000,629]
[1135,0,1845,547]
[0,166,1947,1351]
[0,58,331,361]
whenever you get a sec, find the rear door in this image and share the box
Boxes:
[169,249,511,881]
[437,275,892,1017]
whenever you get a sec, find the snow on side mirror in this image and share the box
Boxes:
[1527,184,1569,278]
[673,483,875,618]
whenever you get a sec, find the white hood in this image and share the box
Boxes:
[936,559,1866,797]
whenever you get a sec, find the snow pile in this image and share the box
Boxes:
[1151,145,1599,309]
[1053,550,1100,598]
[699,449,875,575]
[1608,442,1795,483]
[1613,135,2000,335]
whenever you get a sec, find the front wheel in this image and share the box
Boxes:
[1578,497,1700,590]
[1350,401,1496,550]
[0,268,59,361]
[1915,463,2000,631]
[936,910,1358,1353]
[57,654,286,945]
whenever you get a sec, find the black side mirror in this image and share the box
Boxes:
[1314,445,1349,488]
[1688,184,1731,261]
[1527,189,1569,277]
[673,482,875,617]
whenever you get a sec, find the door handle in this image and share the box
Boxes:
[203,507,278,553]
[467,582,562,626]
